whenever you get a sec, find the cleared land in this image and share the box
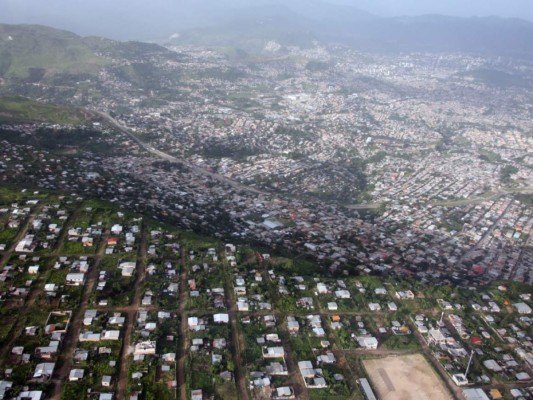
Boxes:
[363,354,453,400]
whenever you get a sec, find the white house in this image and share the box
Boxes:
[514,303,532,314]
[65,273,85,286]
[33,363,55,379]
[134,341,156,356]
[214,314,229,324]
[357,337,378,350]
[69,369,84,381]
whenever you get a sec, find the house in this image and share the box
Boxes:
[327,302,338,311]
[191,390,203,400]
[74,350,89,362]
[188,317,199,330]
[69,369,84,381]
[35,341,59,359]
[396,290,415,300]
[15,235,37,252]
[317,352,336,364]
[44,283,58,292]
[234,286,247,296]
[462,389,490,400]
[237,299,249,311]
[134,341,156,356]
[515,372,531,381]
[368,303,381,311]
[213,314,229,324]
[111,224,123,235]
[81,237,93,247]
[162,353,176,363]
[28,265,39,275]
[335,290,351,299]
[483,360,503,373]
[33,363,55,380]
[0,380,13,399]
[15,391,44,400]
[357,337,378,350]
[102,375,112,387]
[65,273,85,286]
[388,302,398,311]
[266,361,289,376]
[298,360,328,389]
[108,315,125,326]
[273,386,295,400]
[375,288,387,295]
[102,331,120,341]
[263,347,285,359]
[428,328,446,345]
[213,338,227,349]
[79,332,101,342]
[513,303,532,314]
[287,317,300,333]
[316,283,328,294]
[119,262,136,277]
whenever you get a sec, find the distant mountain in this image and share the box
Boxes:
[166,3,533,59]
[356,15,533,58]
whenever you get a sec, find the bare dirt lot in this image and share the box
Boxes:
[363,354,453,400]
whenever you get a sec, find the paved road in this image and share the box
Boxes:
[96,111,265,196]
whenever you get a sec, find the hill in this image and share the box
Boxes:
[0,24,108,81]
[0,24,182,89]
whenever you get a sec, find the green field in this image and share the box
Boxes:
[0,96,89,124]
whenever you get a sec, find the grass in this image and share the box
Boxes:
[382,334,421,351]
[0,96,89,124]
[0,24,108,79]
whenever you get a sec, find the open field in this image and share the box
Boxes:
[363,354,453,400]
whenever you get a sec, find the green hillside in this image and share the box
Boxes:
[0,96,90,124]
[0,24,109,80]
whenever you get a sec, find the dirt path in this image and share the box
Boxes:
[0,206,43,365]
[50,236,108,399]
[259,255,308,400]
[177,248,189,400]
[0,284,43,365]
[116,224,148,400]
[224,268,249,400]
[0,206,39,268]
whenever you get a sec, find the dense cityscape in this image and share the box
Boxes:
[0,11,532,400]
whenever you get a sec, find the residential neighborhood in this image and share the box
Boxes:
[0,188,531,400]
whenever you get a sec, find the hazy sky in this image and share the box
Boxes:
[1,0,532,40]
[333,0,533,20]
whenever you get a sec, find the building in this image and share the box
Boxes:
[357,337,378,350]
[513,303,532,314]
[462,388,490,400]
[69,369,84,381]
[357,378,377,400]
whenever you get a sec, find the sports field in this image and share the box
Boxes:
[363,354,453,400]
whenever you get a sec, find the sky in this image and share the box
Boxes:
[333,0,533,20]
[0,0,532,40]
